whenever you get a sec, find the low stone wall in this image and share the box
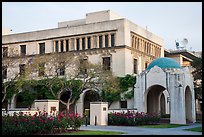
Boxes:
[108,109,138,114]
[2,108,38,116]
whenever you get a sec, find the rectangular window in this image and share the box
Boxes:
[76,38,80,51]
[55,41,59,52]
[79,59,88,75]
[2,66,7,79]
[57,62,65,76]
[99,35,103,48]
[39,43,45,55]
[82,37,85,50]
[3,47,8,57]
[105,34,109,48]
[19,64,26,77]
[145,62,148,69]
[66,40,69,52]
[111,34,115,47]
[120,101,127,108]
[60,40,64,52]
[20,45,26,56]
[133,59,138,74]
[87,37,91,49]
[38,63,45,77]
[102,57,111,71]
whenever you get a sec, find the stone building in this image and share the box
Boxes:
[2,10,197,123]
[2,10,164,116]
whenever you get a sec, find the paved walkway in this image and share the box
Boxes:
[80,123,202,135]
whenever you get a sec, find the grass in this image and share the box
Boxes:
[139,124,188,128]
[184,127,202,132]
[63,130,125,135]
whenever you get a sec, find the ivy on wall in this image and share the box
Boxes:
[3,75,136,107]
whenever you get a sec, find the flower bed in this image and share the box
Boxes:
[108,111,161,126]
[2,111,83,135]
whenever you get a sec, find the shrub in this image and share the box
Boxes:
[108,111,160,126]
[2,111,83,135]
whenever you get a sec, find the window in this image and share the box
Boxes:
[55,41,59,52]
[133,59,138,74]
[102,57,111,71]
[19,64,26,77]
[145,62,148,69]
[87,37,91,49]
[76,38,80,51]
[120,101,127,108]
[38,63,45,77]
[66,40,69,52]
[79,59,88,75]
[105,34,109,48]
[20,45,26,56]
[99,35,103,48]
[2,66,7,79]
[60,40,64,52]
[57,62,65,76]
[82,37,85,50]
[111,34,115,47]
[39,43,45,55]
[3,47,8,57]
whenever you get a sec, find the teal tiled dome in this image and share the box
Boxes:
[146,57,181,70]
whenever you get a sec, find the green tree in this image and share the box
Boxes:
[192,53,202,99]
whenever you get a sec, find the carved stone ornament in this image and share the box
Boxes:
[150,65,162,73]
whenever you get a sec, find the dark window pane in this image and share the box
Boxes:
[103,57,110,71]
[105,35,109,48]
[39,43,45,54]
[20,45,26,56]
[82,37,85,50]
[76,38,80,51]
[38,63,45,77]
[60,40,64,52]
[120,101,127,108]
[134,59,138,74]
[79,59,88,75]
[55,41,59,52]
[19,64,25,77]
[66,40,69,52]
[99,35,103,48]
[111,34,115,47]
[88,37,91,49]
[57,62,65,76]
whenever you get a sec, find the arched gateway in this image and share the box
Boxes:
[134,57,196,124]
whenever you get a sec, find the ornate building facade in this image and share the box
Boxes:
[3,10,165,117]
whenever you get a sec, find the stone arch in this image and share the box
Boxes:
[185,85,193,123]
[144,84,167,114]
[83,89,101,114]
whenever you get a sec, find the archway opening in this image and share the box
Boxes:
[185,86,193,123]
[83,90,100,123]
[146,85,166,115]
[59,90,74,113]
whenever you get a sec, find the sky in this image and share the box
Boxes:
[2,2,202,52]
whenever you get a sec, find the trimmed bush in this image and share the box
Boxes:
[108,111,160,126]
[2,111,83,135]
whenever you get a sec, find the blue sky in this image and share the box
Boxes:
[2,2,202,51]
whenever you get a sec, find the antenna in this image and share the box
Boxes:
[175,40,180,50]
[181,38,188,49]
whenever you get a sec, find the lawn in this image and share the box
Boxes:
[139,124,188,128]
[63,130,125,135]
[184,127,202,132]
